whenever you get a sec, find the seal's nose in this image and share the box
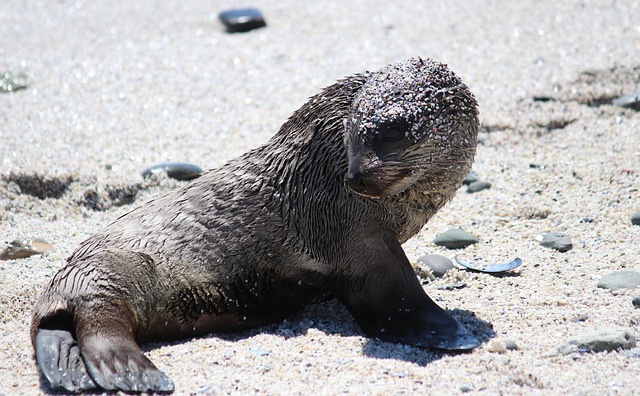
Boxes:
[345,172,367,192]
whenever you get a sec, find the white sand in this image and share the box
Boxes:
[1,1,639,394]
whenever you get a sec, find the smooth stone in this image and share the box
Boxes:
[141,162,203,181]
[462,170,479,185]
[0,238,54,260]
[466,181,491,193]
[0,71,28,93]
[631,211,640,226]
[433,229,478,249]
[559,327,636,354]
[416,254,453,277]
[597,271,640,291]
[632,296,640,308]
[218,8,266,33]
[540,232,572,252]
[504,339,518,351]
[613,93,640,111]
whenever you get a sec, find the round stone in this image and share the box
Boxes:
[540,232,572,252]
[466,181,492,193]
[416,254,454,277]
[462,170,479,185]
[597,271,640,291]
[631,211,640,226]
[433,229,478,249]
[632,296,640,309]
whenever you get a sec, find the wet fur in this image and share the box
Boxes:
[31,58,479,393]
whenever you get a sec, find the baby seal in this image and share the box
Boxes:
[31,58,480,393]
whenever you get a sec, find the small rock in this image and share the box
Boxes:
[597,271,640,291]
[580,217,594,223]
[486,339,507,353]
[141,162,203,181]
[559,327,636,354]
[416,254,453,277]
[540,232,572,252]
[0,71,29,93]
[433,229,478,249]
[459,385,472,393]
[529,163,546,169]
[466,181,491,193]
[436,282,467,291]
[631,212,640,226]
[503,339,518,351]
[462,170,479,185]
[0,238,54,260]
[218,8,267,33]
[613,93,640,111]
[632,296,640,308]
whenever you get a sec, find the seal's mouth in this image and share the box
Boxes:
[345,168,418,199]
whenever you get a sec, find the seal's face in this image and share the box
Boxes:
[344,58,479,199]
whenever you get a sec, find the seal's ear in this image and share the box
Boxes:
[336,230,478,350]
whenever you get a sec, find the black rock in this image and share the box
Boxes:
[219,8,266,33]
[540,232,572,252]
[632,296,640,309]
[613,93,640,111]
[462,170,479,185]
[466,181,491,193]
[597,271,640,291]
[631,211,640,226]
[141,162,203,181]
[433,229,478,249]
[416,254,453,277]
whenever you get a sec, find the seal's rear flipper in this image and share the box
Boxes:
[35,329,97,392]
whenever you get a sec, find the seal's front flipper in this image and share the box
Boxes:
[339,230,479,351]
[35,329,97,392]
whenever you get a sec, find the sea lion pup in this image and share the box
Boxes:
[31,57,480,393]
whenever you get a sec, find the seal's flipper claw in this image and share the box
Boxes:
[428,318,479,351]
[35,329,97,392]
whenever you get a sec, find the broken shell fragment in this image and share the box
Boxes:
[454,257,522,273]
[0,238,54,260]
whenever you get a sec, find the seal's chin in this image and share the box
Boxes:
[345,170,420,199]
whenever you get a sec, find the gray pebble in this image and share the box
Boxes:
[631,211,640,226]
[632,296,640,308]
[466,181,491,193]
[558,327,636,354]
[613,93,640,111]
[141,162,203,181]
[416,254,453,277]
[503,339,518,351]
[433,229,478,249]
[597,271,640,291]
[462,170,479,185]
[218,8,267,33]
[540,232,573,252]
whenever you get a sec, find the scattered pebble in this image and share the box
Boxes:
[459,385,472,393]
[504,339,518,351]
[540,232,573,252]
[218,8,267,33]
[462,170,479,186]
[141,162,203,181]
[436,282,467,290]
[529,163,547,169]
[632,296,640,309]
[416,254,453,277]
[466,181,491,193]
[0,71,28,93]
[0,238,54,260]
[558,327,636,354]
[433,229,478,249]
[612,93,640,111]
[597,271,640,291]
[631,211,640,226]
[579,217,594,223]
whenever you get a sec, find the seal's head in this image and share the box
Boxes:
[345,58,479,199]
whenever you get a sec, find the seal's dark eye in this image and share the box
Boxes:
[379,122,408,143]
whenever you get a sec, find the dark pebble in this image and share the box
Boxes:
[631,211,640,226]
[532,95,555,102]
[580,217,594,223]
[462,170,479,185]
[613,93,640,111]
[219,8,266,33]
[141,162,203,181]
[0,71,29,93]
[466,181,491,193]
[540,232,572,252]
[436,282,467,290]
[529,163,546,169]
[597,271,640,291]
[416,254,453,277]
[632,296,640,309]
[433,229,478,249]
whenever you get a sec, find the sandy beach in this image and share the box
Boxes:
[1,1,639,394]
